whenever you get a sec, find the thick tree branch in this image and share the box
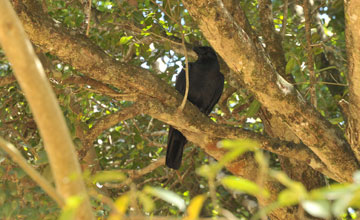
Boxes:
[345,0,360,162]
[181,0,358,182]
[0,1,94,219]
[258,0,287,76]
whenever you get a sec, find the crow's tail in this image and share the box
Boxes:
[166,127,187,169]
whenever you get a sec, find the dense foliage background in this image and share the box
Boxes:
[1,0,359,219]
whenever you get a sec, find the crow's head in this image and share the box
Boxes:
[193,46,217,60]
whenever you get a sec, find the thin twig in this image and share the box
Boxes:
[104,157,165,188]
[150,0,189,111]
[280,0,288,38]
[179,30,190,111]
[0,137,65,207]
[293,81,348,87]
[303,0,317,108]
[86,0,92,36]
[150,0,179,26]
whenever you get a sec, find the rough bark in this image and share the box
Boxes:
[345,0,360,162]
[0,1,94,219]
[181,0,358,182]
[257,0,325,194]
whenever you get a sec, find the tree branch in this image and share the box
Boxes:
[181,0,358,182]
[104,157,165,188]
[86,101,150,146]
[303,0,317,108]
[344,0,360,162]
[0,1,94,219]
[258,0,287,76]
[0,75,16,86]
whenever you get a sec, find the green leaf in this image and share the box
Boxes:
[219,139,259,150]
[138,192,154,213]
[92,170,126,184]
[247,100,261,117]
[309,183,351,202]
[271,170,307,194]
[301,200,331,219]
[328,117,344,125]
[196,164,217,179]
[144,186,185,211]
[286,57,296,74]
[216,139,259,170]
[278,189,301,206]
[35,150,48,165]
[119,36,133,45]
[221,176,269,198]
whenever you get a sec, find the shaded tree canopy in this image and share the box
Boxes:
[1,0,360,219]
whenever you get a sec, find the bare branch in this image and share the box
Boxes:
[86,101,149,145]
[344,0,360,162]
[179,25,190,112]
[85,0,91,36]
[0,75,16,86]
[258,0,287,76]
[303,0,317,108]
[104,157,165,188]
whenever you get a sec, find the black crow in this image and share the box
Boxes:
[166,46,225,169]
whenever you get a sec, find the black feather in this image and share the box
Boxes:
[166,46,224,169]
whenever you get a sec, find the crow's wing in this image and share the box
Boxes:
[203,72,225,115]
[175,63,193,95]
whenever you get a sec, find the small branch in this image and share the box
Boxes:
[293,81,348,87]
[63,75,134,97]
[150,0,179,26]
[217,86,236,117]
[0,137,65,207]
[88,188,115,209]
[86,101,149,145]
[0,75,16,86]
[104,157,165,188]
[280,0,288,38]
[85,0,92,36]
[258,0,287,77]
[304,0,317,108]
[149,0,189,112]
[126,157,165,179]
[179,30,190,112]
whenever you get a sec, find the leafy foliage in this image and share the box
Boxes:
[0,0,356,219]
